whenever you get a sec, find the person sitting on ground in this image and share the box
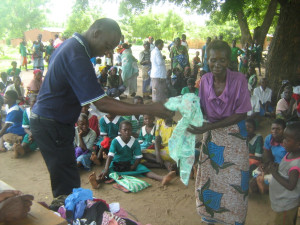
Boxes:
[13,94,38,158]
[27,69,43,94]
[5,76,25,104]
[276,85,297,121]
[94,57,102,76]
[7,61,21,77]
[0,72,12,94]
[247,84,260,120]
[74,113,97,170]
[245,118,263,176]
[0,90,25,152]
[97,66,108,88]
[253,78,273,116]
[142,118,177,172]
[89,121,176,189]
[138,114,156,150]
[269,122,300,225]
[192,51,201,77]
[92,113,125,165]
[80,104,100,137]
[250,119,287,194]
[171,67,185,96]
[0,189,34,222]
[123,96,144,138]
[247,66,258,90]
[181,78,198,96]
[106,66,125,98]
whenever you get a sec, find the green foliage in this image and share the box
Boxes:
[0,0,48,39]
[120,10,185,41]
[63,0,102,38]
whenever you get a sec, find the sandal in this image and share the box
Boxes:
[113,184,130,193]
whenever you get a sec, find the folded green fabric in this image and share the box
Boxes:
[109,172,151,193]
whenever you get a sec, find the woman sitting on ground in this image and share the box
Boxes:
[5,76,25,104]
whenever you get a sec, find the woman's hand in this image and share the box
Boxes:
[98,169,109,180]
[187,123,212,134]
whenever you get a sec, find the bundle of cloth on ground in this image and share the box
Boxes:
[164,93,203,185]
[57,188,147,225]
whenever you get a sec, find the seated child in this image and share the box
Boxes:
[106,67,126,97]
[138,115,156,150]
[183,66,193,84]
[276,85,297,121]
[92,113,125,164]
[80,104,100,137]
[247,66,257,90]
[7,61,21,77]
[94,57,102,76]
[181,78,198,95]
[97,66,108,87]
[5,76,25,104]
[0,72,12,94]
[142,118,177,171]
[245,118,263,175]
[253,78,273,116]
[13,94,38,158]
[123,96,144,138]
[74,113,97,170]
[27,69,43,94]
[250,119,287,194]
[89,121,176,189]
[166,69,177,98]
[0,90,25,152]
[192,51,201,77]
[247,84,260,119]
[269,122,300,225]
[171,68,185,96]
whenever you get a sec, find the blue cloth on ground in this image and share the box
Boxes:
[164,93,203,185]
[65,188,93,221]
[74,200,87,220]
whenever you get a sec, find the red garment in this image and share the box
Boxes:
[101,137,111,149]
[89,115,100,137]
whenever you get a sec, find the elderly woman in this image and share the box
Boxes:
[121,44,139,97]
[170,37,189,71]
[188,40,251,225]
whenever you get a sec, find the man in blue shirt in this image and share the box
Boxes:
[30,18,171,199]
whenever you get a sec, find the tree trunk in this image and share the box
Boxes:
[266,0,300,101]
[253,0,278,47]
[236,9,252,46]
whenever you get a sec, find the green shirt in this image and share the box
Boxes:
[181,87,199,95]
[19,43,27,56]
[231,47,242,62]
[123,115,144,135]
[7,68,21,76]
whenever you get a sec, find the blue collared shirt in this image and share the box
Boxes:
[32,33,106,124]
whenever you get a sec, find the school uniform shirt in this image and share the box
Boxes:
[253,86,272,104]
[108,136,143,163]
[138,125,156,149]
[247,134,263,166]
[269,153,300,212]
[32,32,106,125]
[181,87,199,95]
[22,108,31,129]
[99,115,124,139]
[263,134,287,164]
[6,104,25,136]
[123,115,144,134]
[73,127,96,151]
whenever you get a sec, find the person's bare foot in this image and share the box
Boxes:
[90,152,101,165]
[13,144,25,158]
[162,171,176,185]
[89,172,100,189]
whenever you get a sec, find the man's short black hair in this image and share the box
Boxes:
[155,39,163,47]
[5,90,18,101]
[88,18,121,36]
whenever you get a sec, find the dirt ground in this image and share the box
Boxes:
[0,68,299,225]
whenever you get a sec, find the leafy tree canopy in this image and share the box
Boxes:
[0,0,49,39]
